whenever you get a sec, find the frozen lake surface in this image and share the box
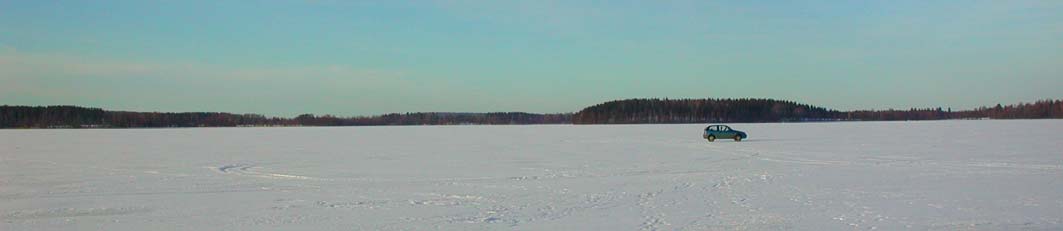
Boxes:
[2,120,1062,230]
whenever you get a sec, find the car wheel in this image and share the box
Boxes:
[707,135,716,142]
[734,136,742,142]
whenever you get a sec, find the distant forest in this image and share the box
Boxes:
[2,98,1062,128]
[574,98,1063,124]
[573,99,839,124]
[0,107,571,128]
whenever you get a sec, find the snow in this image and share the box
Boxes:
[2,120,1062,230]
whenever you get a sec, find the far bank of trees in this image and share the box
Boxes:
[290,112,572,126]
[2,99,1061,128]
[573,98,841,124]
[839,99,1063,121]
[574,98,1063,124]
[0,106,571,128]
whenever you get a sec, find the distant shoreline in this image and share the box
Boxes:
[3,119,1063,131]
[3,98,1060,128]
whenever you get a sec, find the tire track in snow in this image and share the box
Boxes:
[703,143,1063,172]
[636,188,669,231]
[9,158,192,177]
[2,207,152,220]
[214,163,325,181]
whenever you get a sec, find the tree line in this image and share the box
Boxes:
[574,98,1063,124]
[289,112,572,126]
[573,98,841,124]
[0,106,571,128]
[2,99,1061,128]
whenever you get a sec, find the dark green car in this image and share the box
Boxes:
[703,125,747,142]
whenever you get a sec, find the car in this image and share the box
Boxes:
[703,125,747,142]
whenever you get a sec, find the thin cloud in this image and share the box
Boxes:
[0,44,14,54]
[429,0,616,38]
[0,52,405,83]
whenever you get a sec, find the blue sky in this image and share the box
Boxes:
[1,1,1061,116]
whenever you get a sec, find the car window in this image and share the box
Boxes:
[720,126,729,131]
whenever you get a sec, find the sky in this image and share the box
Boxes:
[1,1,1061,116]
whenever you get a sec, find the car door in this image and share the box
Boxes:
[718,126,736,138]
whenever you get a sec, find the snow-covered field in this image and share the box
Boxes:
[2,120,1062,230]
